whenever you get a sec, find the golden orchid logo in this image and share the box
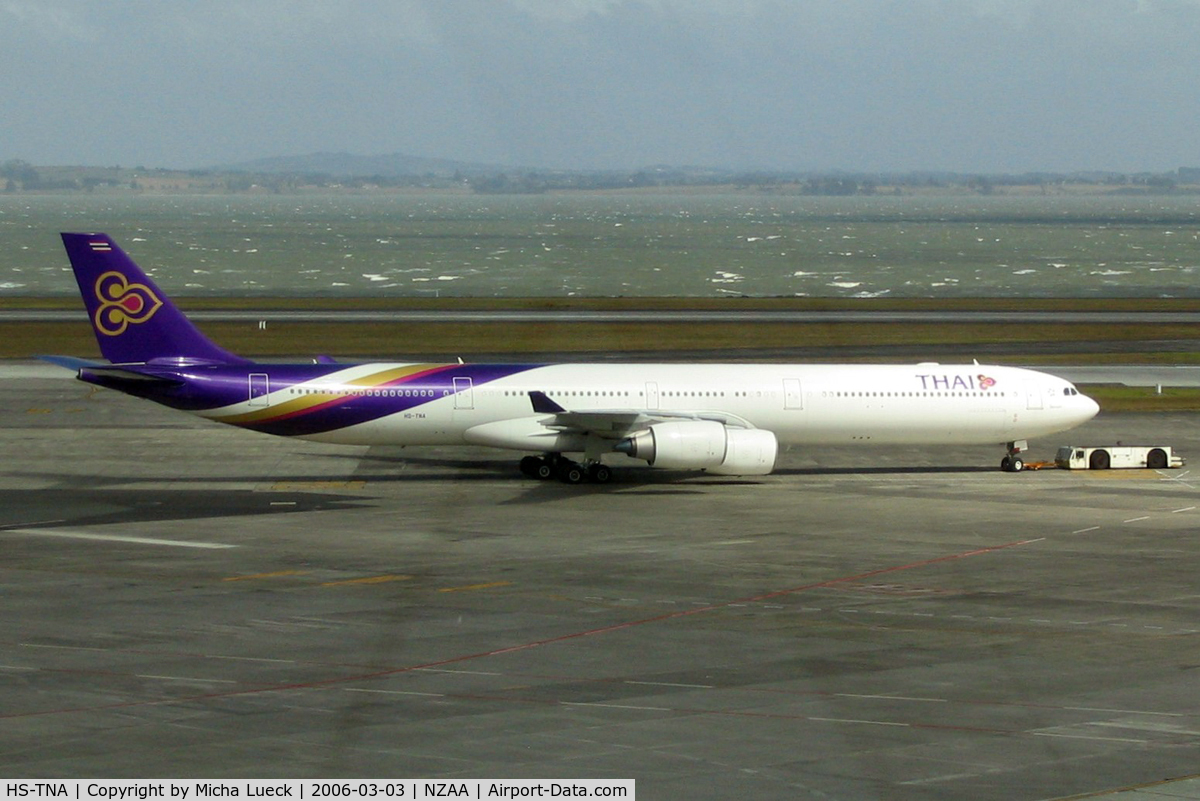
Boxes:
[93,271,163,336]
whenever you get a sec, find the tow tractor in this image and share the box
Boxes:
[1054,445,1185,470]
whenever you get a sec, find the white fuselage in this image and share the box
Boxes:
[219,362,1098,451]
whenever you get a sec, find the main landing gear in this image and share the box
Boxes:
[519,453,613,485]
[1000,440,1028,473]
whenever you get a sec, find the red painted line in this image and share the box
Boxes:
[0,538,1039,720]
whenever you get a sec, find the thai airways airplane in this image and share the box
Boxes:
[49,232,1099,483]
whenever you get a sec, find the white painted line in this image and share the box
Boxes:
[837,693,947,703]
[1091,721,1200,736]
[136,675,238,684]
[1063,706,1183,717]
[21,643,106,652]
[4,528,237,549]
[1072,526,1101,534]
[625,680,715,689]
[1172,506,1196,513]
[902,771,1000,787]
[1031,731,1148,744]
[345,688,445,698]
[1124,516,1151,523]
[413,668,503,676]
[809,717,910,727]
[0,665,36,671]
[560,702,669,711]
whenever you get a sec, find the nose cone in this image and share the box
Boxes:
[1078,393,1101,423]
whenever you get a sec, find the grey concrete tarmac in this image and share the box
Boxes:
[3,364,1200,800]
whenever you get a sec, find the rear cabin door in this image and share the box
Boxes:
[248,373,270,407]
[453,376,475,410]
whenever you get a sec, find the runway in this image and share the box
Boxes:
[3,363,1200,799]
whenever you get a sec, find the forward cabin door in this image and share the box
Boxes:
[1024,381,1044,411]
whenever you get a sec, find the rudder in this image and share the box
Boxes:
[61,232,249,365]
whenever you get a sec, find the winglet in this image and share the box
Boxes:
[529,390,566,414]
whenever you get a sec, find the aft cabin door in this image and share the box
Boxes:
[248,373,270,407]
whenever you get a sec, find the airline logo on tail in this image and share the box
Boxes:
[93,270,163,336]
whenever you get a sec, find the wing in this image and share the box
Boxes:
[527,390,755,439]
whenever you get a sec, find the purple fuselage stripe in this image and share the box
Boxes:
[79,363,542,435]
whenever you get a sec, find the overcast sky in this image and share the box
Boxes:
[3,0,1199,173]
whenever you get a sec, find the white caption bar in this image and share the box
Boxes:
[3,781,634,801]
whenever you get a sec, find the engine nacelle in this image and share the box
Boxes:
[706,428,778,475]
[614,421,777,475]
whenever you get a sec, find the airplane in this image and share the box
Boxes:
[46,232,1100,483]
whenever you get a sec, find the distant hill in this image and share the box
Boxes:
[214,151,511,178]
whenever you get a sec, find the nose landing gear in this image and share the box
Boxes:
[1000,440,1028,473]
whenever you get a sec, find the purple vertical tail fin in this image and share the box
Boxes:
[60,233,250,365]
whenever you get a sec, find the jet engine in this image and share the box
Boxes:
[613,421,777,475]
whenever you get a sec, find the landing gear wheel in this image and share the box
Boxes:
[587,463,613,484]
[558,462,585,484]
[519,456,556,480]
[1009,456,1024,473]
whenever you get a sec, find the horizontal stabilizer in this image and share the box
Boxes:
[78,366,184,387]
[38,355,103,371]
